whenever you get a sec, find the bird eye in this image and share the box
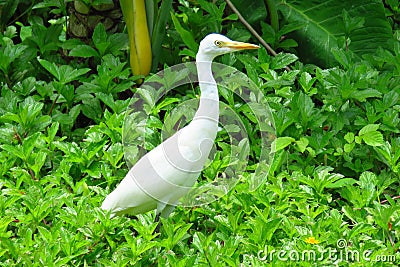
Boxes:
[214,40,222,47]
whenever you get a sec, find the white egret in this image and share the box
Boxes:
[101,34,259,218]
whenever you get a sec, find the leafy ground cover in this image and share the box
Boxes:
[1,0,400,266]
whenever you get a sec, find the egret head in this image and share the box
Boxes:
[197,33,259,61]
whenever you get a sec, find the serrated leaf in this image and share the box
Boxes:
[344,132,355,143]
[0,44,27,73]
[355,136,363,144]
[38,59,90,84]
[358,124,379,135]
[96,92,115,109]
[299,72,316,91]
[361,131,384,146]
[344,143,355,153]
[350,88,382,102]
[331,48,353,69]
[270,53,298,70]
[59,66,91,84]
[1,144,25,160]
[359,171,378,188]
[359,124,379,135]
[348,223,375,240]
[296,137,309,153]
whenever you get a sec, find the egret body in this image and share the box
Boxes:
[101,34,259,218]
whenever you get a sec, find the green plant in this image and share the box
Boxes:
[0,0,399,266]
[274,0,394,67]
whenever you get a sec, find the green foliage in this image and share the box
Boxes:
[0,0,399,266]
[69,23,128,59]
[275,0,394,67]
[145,0,173,72]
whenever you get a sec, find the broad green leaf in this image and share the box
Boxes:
[30,151,47,177]
[349,88,382,102]
[275,0,393,67]
[38,58,60,80]
[1,144,25,160]
[0,1,19,28]
[107,33,129,54]
[344,132,355,143]
[0,43,26,73]
[178,48,196,58]
[93,23,108,55]
[52,112,74,125]
[22,132,41,156]
[359,171,378,188]
[358,171,377,204]
[348,223,375,240]
[96,93,115,110]
[103,143,124,168]
[0,113,21,124]
[151,0,173,71]
[28,23,63,54]
[60,67,91,84]
[81,98,103,122]
[38,59,90,84]
[69,45,99,58]
[230,0,267,24]
[382,91,399,110]
[295,137,309,153]
[358,124,383,146]
[170,12,198,51]
[355,136,363,144]
[47,122,59,142]
[359,124,379,135]
[271,136,295,153]
[12,77,36,96]
[264,218,283,241]
[361,131,384,147]
[331,48,354,69]
[344,143,355,153]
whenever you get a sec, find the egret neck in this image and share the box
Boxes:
[194,57,219,127]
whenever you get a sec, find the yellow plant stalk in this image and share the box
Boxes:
[120,0,152,76]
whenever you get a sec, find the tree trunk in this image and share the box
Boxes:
[67,0,123,42]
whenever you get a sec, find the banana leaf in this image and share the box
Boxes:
[274,0,393,67]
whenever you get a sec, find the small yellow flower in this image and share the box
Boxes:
[305,236,320,245]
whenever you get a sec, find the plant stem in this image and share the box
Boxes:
[224,0,291,71]
[48,94,60,116]
[380,195,400,204]
[224,0,276,56]
[265,0,279,33]
[5,73,13,89]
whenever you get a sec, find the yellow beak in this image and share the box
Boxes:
[222,41,260,50]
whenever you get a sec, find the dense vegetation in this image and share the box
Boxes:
[0,0,399,266]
